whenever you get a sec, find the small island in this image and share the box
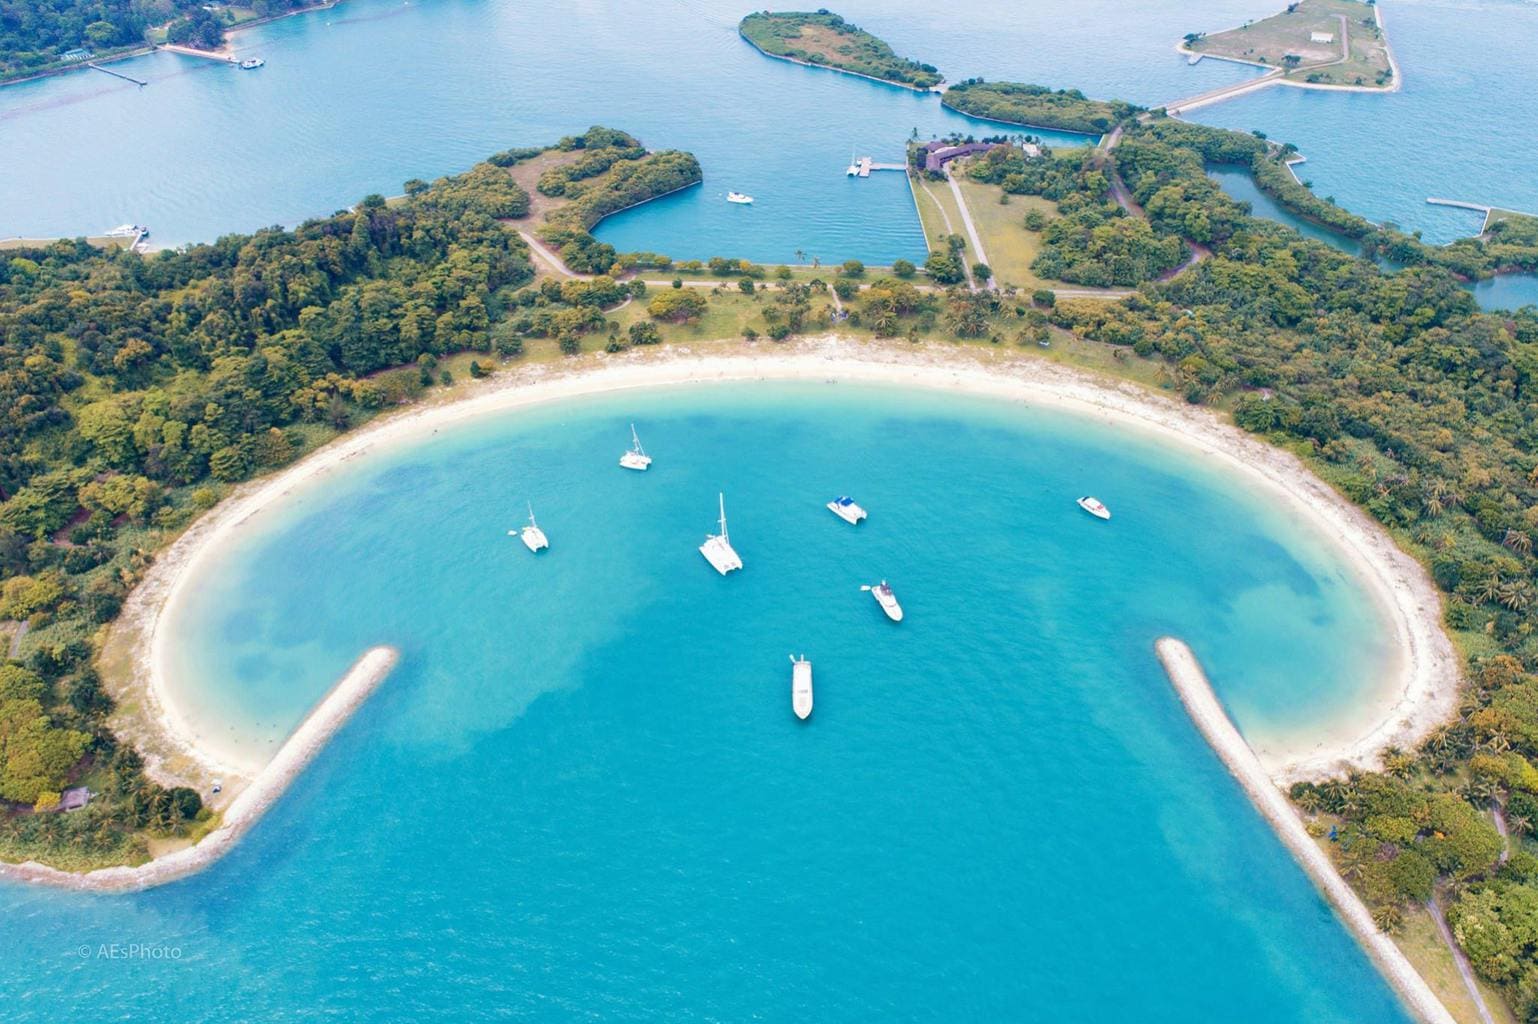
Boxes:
[939,79,1140,134]
[738,10,942,90]
[1181,0,1397,90]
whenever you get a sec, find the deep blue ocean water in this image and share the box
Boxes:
[0,383,1413,1022]
[1,0,1533,259]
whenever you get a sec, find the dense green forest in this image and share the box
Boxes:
[941,79,1141,134]
[738,10,941,88]
[0,126,690,869]
[0,0,321,78]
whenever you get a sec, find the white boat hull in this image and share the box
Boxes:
[874,591,903,622]
[700,536,742,575]
[519,527,548,552]
[827,499,867,524]
[1077,497,1111,521]
[619,451,652,471]
[792,659,813,720]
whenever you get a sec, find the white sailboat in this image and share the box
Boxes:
[862,580,904,622]
[1076,496,1111,521]
[826,495,867,524]
[619,424,652,471]
[699,493,743,575]
[845,149,859,176]
[512,503,548,552]
[791,654,813,720]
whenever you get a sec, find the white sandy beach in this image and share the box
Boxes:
[108,335,1457,793]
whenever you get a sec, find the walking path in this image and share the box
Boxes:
[517,230,587,279]
[1428,895,1498,1024]
[914,175,976,291]
[946,170,995,292]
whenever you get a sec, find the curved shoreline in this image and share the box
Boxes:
[105,336,1456,795]
[0,646,396,893]
[736,31,941,93]
[1156,637,1455,1024]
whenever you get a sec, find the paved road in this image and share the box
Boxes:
[946,170,997,292]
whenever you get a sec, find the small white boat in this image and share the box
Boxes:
[826,495,867,525]
[511,503,548,552]
[863,580,904,622]
[238,57,265,69]
[619,424,652,471]
[726,191,754,205]
[791,654,813,720]
[699,493,743,575]
[845,150,859,176]
[1077,496,1111,521]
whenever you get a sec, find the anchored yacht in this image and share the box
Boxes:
[619,424,652,471]
[864,580,904,622]
[238,57,265,69]
[791,654,813,720]
[699,493,743,575]
[726,191,754,204]
[826,495,867,524]
[1077,496,1111,521]
[513,503,548,552]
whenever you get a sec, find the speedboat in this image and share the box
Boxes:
[619,423,652,471]
[864,580,903,622]
[238,57,265,69]
[699,493,743,575]
[1077,496,1111,520]
[790,654,813,720]
[726,192,754,204]
[826,495,867,524]
[512,503,548,552]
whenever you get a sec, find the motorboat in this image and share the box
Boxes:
[726,192,754,204]
[1077,496,1111,520]
[864,580,903,622]
[791,654,813,720]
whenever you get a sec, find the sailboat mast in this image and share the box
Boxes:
[718,492,729,543]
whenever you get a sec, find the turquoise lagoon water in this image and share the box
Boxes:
[3,0,1535,258]
[0,383,1414,1021]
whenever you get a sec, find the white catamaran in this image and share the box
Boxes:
[826,495,867,524]
[791,654,813,720]
[512,503,548,552]
[619,424,652,471]
[699,493,743,575]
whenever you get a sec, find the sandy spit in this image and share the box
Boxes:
[1156,637,1455,1024]
[1,646,396,893]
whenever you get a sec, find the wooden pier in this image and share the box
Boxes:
[849,156,907,178]
[86,62,147,86]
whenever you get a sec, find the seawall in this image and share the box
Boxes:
[0,646,397,894]
[1155,637,1456,1024]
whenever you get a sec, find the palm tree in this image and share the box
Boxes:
[794,248,805,266]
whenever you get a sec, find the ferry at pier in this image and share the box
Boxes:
[619,424,652,471]
[865,580,903,621]
[826,495,867,524]
[726,192,754,204]
[515,504,549,552]
[699,493,743,575]
[790,654,813,720]
[1077,496,1111,520]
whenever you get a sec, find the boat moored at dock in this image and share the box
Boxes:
[699,493,743,575]
[514,503,549,552]
[1077,496,1111,521]
[863,580,903,621]
[238,57,265,69]
[619,424,652,471]
[826,495,867,524]
[790,654,813,720]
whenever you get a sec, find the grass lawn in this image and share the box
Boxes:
[1394,905,1519,1024]
[909,173,972,261]
[1188,0,1394,88]
[953,177,1055,291]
